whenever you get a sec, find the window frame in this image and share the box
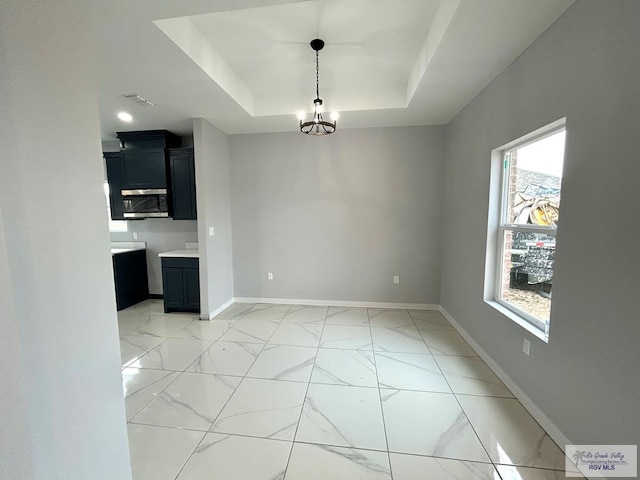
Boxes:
[487,119,566,341]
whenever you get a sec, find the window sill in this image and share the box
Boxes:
[484,300,549,343]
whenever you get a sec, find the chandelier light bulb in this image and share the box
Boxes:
[297,111,306,121]
[331,112,340,121]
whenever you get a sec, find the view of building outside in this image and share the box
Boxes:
[499,130,565,327]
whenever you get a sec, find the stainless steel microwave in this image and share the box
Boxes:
[121,189,169,218]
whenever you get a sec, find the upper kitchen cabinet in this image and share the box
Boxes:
[104,152,126,220]
[116,130,182,189]
[121,149,167,188]
[169,148,197,220]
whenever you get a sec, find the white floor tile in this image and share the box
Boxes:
[119,314,195,337]
[389,453,499,480]
[171,319,233,341]
[320,325,373,350]
[409,310,455,330]
[374,352,450,392]
[211,378,307,440]
[496,465,585,480]
[177,433,292,480]
[218,320,279,343]
[122,367,179,421]
[213,302,254,320]
[296,383,387,451]
[368,309,413,327]
[187,341,262,376]
[120,335,166,367]
[325,307,370,326]
[311,348,377,387]
[457,395,567,470]
[125,299,166,315]
[239,304,291,322]
[420,330,478,356]
[247,344,317,382]
[286,443,391,480]
[120,301,573,480]
[380,389,489,462]
[268,321,324,347]
[127,423,204,480]
[129,338,213,371]
[282,305,328,324]
[434,355,514,397]
[371,326,430,354]
[131,372,241,431]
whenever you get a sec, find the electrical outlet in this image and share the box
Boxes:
[208,227,215,236]
[393,275,400,284]
[267,272,274,280]
[523,338,531,356]
[132,232,138,240]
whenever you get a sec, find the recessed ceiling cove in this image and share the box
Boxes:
[154,0,457,117]
[95,0,575,136]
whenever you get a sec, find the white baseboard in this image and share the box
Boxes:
[200,298,234,320]
[233,297,439,311]
[438,306,573,454]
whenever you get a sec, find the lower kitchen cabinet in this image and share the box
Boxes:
[161,257,200,313]
[112,249,149,310]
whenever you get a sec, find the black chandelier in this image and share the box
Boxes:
[298,39,338,135]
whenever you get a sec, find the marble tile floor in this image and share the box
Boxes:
[120,300,582,480]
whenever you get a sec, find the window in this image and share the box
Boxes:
[489,121,566,338]
[104,181,128,233]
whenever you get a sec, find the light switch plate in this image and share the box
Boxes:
[208,227,215,236]
[393,275,400,284]
[523,338,531,356]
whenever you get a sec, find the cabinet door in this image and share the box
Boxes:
[162,266,184,311]
[183,267,200,312]
[104,152,126,220]
[113,250,149,310]
[170,150,197,220]
[123,149,167,188]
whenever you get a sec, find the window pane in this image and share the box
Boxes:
[500,230,556,323]
[506,130,565,226]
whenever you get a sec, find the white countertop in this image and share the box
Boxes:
[158,249,199,258]
[110,241,146,256]
[111,247,144,255]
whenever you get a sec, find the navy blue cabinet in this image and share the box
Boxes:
[122,149,168,189]
[161,257,200,313]
[113,250,149,310]
[169,148,197,220]
[104,152,126,220]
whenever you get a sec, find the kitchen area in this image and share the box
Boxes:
[105,130,201,315]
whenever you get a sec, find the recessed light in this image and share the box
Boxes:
[117,112,133,122]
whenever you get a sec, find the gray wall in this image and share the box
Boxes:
[228,126,445,304]
[441,0,640,445]
[110,219,198,295]
[0,1,131,478]
[194,118,234,317]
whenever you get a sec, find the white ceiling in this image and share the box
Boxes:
[93,0,574,140]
